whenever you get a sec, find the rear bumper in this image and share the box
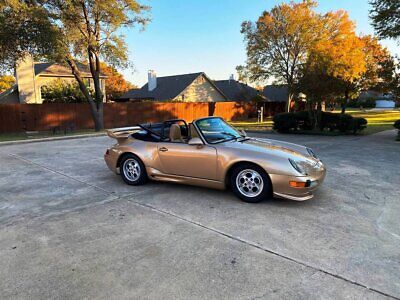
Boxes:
[270,168,326,201]
[104,148,120,173]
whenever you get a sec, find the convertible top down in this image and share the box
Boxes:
[104,117,326,203]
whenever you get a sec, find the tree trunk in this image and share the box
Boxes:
[341,90,349,114]
[316,101,322,130]
[286,93,294,112]
[66,57,104,131]
[306,101,314,129]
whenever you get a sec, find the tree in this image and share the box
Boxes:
[100,63,136,100]
[235,65,250,84]
[0,0,149,131]
[41,79,87,103]
[314,11,367,113]
[0,2,62,72]
[49,0,149,130]
[239,0,323,112]
[359,35,395,94]
[386,56,400,100]
[297,10,380,122]
[370,0,400,41]
[297,56,340,127]
[0,75,15,93]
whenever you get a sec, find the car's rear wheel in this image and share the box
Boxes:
[230,163,271,203]
[120,154,147,185]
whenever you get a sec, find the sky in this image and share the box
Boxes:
[122,0,400,87]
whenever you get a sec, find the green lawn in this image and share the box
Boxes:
[230,108,400,135]
[230,119,274,132]
[0,129,103,142]
[337,109,400,135]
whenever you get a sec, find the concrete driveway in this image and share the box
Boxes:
[0,130,399,299]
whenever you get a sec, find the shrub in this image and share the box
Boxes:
[347,99,360,108]
[294,110,313,130]
[363,98,377,108]
[273,112,298,132]
[320,111,340,131]
[337,114,354,132]
[394,120,400,130]
[41,79,87,103]
[347,98,376,109]
[351,117,368,133]
[273,110,367,134]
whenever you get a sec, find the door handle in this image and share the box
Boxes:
[159,147,168,152]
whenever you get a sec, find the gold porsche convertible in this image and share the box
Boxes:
[104,117,326,203]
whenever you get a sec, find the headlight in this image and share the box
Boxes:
[289,158,307,175]
[306,147,317,159]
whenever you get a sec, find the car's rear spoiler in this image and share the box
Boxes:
[106,126,141,142]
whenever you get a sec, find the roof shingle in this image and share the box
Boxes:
[121,72,205,101]
[214,80,260,101]
[263,85,289,102]
[34,62,106,78]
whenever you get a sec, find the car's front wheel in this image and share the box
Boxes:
[120,154,147,185]
[230,163,271,203]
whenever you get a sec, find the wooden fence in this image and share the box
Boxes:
[0,102,285,133]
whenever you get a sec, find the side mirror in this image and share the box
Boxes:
[188,137,204,146]
[240,129,247,137]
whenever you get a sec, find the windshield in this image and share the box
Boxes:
[195,117,242,144]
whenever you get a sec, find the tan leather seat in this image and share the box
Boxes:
[189,123,199,138]
[169,124,184,142]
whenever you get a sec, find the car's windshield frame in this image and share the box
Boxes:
[194,117,242,144]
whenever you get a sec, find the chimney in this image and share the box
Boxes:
[16,53,38,103]
[229,74,235,81]
[148,70,157,91]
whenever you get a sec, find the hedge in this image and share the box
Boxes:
[394,120,400,130]
[273,110,367,134]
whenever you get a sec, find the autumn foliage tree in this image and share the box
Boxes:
[100,63,136,101]
[302,25,393,113]
[312,11,367,113]
[242,1,394,117]
[359,35,394,93]
[0,75,15,93]
[239,0,322,112]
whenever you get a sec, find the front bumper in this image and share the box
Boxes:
[270,167,326,201]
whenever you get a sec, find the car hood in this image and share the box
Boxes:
[220,137,313,161]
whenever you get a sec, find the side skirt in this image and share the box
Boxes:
[146,167,225,190]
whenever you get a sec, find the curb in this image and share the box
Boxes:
[0,133,106,146]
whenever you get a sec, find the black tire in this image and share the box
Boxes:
[230,163,272,203]
[120,154,148,186]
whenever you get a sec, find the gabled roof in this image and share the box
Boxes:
[34,62,107,78]
[214,80,261,101]
[263,84,289,102]
[120,72,228,101]
[0,84,18,103]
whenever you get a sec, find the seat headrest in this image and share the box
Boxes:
[189,123,199,138]
[169,124,182,142]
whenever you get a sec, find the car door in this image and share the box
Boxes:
[157,142,218,180]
